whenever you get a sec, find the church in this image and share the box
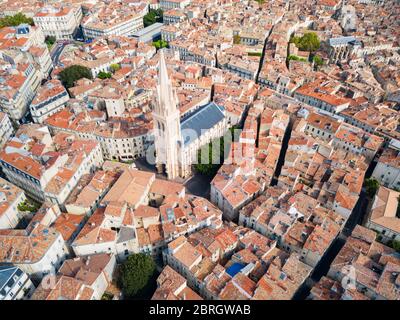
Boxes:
[152,50,227,180]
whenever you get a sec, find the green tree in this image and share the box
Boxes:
[59,65,92,88]
[17,200,39,212]
[387,239,400,253]
[233,34,241,45]
[0,13,34,28]
[290,35,301,47]
[290,32,320,52]
[248,52,262,57]
[45,36,56,46]
[98,71,112,79]
[299,32,320,52]
[152,39,168,50]
[143,9,163,27]
[313,54,324,67]
[118,253,157,299]
[194,142,220,176]
[364,177,380,198]
[45,36,56,50]
[194,127,237,176]
[110,63,121,73]
[288,54,307,62]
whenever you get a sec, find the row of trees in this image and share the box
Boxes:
[193,126,238,176]
[288,54,307,62]
[0,13,34,28]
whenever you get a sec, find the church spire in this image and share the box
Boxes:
[156,49,178,115]
[152,49,182,180]
[158,49,169,88]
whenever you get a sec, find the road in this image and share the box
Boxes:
[184,173,213,198]
[50,41,70,66]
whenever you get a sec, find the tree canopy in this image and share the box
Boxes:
[364,177,380,198]
[110,63,121,72]
[387,239,400,253]
[290,32,320,52]
[118,253,157,299]
[233,34,241,45]
[143,9,163,27]
[45,36,56,46]
[312,54,324,67]
[98,71,112,79]
[153,39,168,50]
[0,13,34,28]
[288,54,307,62]
[194,127,238,176]
[59,65,92,88]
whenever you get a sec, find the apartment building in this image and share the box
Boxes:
[0,112,13,149]
[372,147,400,189]
[0,223,68,281]
[0,125,65,202]
[43,139,104,207]
[0,125,103,205]
[31,253,116,300]
[0,177,26,229]
[163,9,187,25]
[152,265,202,300]
[33,5,83,40]
[328,225,400,300]
[65,170,119,216]
[0,266,35,300]
[366,186,400,242]
[0,24,52,78]
[160,0,191,10]
[71,205,138,261]
[0,62,41,122]
[45,107,151,162]
[81,3,147,40]
[30,80,70,124]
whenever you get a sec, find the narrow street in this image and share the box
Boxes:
[50,42,67,65]
[270,116,294,186]
[184,173,213,198]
